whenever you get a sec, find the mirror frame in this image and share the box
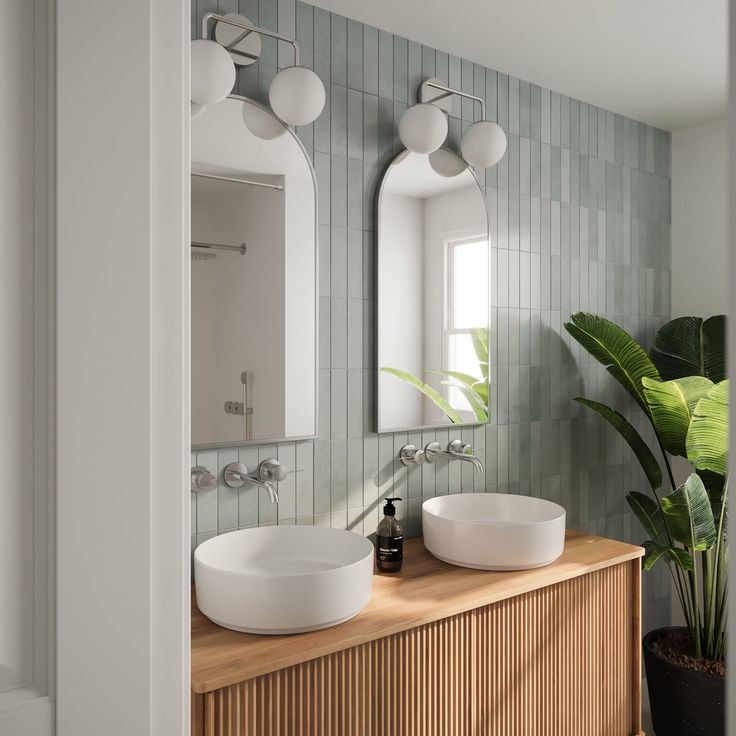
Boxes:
[191,94,319,450]
[375,147,492,434]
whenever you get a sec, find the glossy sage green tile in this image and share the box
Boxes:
[497,73,509,131]
[330,297,347,370]
[330,437,347,508]
[407,40,422,101]
[378,30,393,99]
[346,18,362,90]
[508,77,520,134]
[362,25,378,95]
[330,13,346,85]
[393,36,408,104]
[519,80,530,138]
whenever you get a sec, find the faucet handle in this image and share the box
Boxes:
[447,439,473,455]
[259,458,287,482]
[223,461,249,488]
[191,466,216,492]
[399,444,427,466]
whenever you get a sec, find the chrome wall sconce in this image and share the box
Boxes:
[190,13,326,130]
[399,77,507,169]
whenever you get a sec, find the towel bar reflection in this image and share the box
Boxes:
[192,171,284,191]
[191,241,247,255]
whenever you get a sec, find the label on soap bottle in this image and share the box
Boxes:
[376,535,403,563]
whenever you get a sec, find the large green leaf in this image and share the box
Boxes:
[651,316,726,382]
[471,328,489,380]
[666,546,694,571]
[642,376,714,456]
[381,367,462,424]
[641,541,667,571]
[429,369,488,404]
[660,473,717,551]
[576,398,662,490]
[687,380,729,476]
[641,542,694,572]
[564,312,661,412]
[441,381,488,422]
[698,469,726,527]
[628,491,668,545]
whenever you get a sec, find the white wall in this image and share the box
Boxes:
[671,118,728,318]
[378,193,424,430]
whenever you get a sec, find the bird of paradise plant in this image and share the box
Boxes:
[564,312,728,661]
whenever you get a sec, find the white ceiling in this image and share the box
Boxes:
[308,0,727,132]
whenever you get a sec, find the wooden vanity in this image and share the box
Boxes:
[191,530,644,736]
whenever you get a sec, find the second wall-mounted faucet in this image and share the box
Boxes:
[222,459,287,503]
[399,439,484,473]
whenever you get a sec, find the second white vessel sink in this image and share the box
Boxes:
[422,493,566,571]
[194,526,374,635]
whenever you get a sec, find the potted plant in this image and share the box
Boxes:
[564,312,727,736]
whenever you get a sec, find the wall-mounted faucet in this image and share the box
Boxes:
[223,459,286,503]
[399,439,484,473]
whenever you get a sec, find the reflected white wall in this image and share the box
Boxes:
[378,192,424,429]
[191,176,286,444]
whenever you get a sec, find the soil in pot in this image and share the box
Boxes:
[644,627,725,736]
[650,628,725,677]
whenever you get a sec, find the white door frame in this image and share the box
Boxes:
[0,0,54,731]
[56,0,190,734]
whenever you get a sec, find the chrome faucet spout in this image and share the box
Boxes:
[222,461,282,503]
[454,453,485,473]
[240,472,279,503]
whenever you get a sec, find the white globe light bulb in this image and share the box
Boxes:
[460,120,507,169]
[242,102,286,140]
[191,39,236,106]
[269,66,326,127]
[428,148,466,177]
[398,103,448,154]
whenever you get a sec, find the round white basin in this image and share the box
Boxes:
[194,526,374,634]
[422,493,566,570]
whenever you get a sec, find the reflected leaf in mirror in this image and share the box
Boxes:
[381,328,490,424]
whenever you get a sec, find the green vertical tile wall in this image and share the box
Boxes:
[191,0,672,632]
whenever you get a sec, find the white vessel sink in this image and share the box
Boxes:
[194,526,374,635]
[422,493,566,571]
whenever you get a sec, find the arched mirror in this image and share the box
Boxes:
[377,149,490,433]
[191,96,317,447]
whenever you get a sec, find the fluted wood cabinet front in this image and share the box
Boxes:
[192,559,642,736]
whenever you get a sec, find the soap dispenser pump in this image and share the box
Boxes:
[376,497,403,573]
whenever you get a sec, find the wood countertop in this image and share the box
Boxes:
[191,530,643,693]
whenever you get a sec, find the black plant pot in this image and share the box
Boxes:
[643,627,725,736]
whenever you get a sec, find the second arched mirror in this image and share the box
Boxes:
[377,148,490,433]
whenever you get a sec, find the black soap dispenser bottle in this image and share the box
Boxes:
[376,497,403,573]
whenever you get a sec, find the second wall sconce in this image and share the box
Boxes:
[399,77,507,169]
[190,13,326,130]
